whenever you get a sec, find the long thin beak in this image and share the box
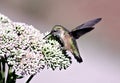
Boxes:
[43,32,52,39]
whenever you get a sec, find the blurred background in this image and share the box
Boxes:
[0,0,120,83]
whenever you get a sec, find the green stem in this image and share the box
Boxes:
[6,66,17,83]
[6,67,12,83]
[0,59,1,71]
[0,60,3,83]
[26,74,35,83]
[0,57,6,83]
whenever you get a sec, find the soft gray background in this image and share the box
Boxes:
[0,0,120,83]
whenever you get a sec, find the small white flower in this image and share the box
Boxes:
[0,13,11,23]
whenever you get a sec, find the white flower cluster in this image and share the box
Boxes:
[0,13,71,76]
[42,38,71,70]
[0,14,45,75]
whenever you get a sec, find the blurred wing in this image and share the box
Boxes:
[70,18,102,39]
[70,27,94,39]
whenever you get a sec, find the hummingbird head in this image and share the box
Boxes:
[50,25,67,47]
[51,25,68,36]
[43,25,66,39]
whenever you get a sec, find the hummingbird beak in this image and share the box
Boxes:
[43,32,52,39]
[43,30,57,39]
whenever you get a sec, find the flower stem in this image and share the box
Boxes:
[26,74,35,83]
[0,57,6,83]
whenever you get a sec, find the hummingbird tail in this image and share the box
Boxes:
[73,54,83,63]
[70,18,102,39]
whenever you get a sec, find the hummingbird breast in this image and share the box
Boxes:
[61,32,73,52]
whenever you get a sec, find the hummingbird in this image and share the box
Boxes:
[44,18,102,63]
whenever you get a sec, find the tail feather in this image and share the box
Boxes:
[74,54,83,63]
[71,39,83,63]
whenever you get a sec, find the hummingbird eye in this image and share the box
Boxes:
[52,30,57,32]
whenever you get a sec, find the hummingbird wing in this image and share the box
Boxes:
[70,18,102,39]
[70,38,83,63]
